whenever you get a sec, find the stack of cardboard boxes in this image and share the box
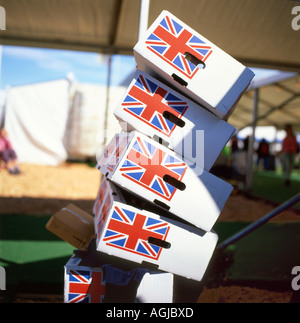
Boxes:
[46,10,254,303]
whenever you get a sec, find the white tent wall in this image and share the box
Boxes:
[4,79,70,166]
[65,83,106,160]
[65,83,124,160]
[0,90,6,127]
[2,78,126,166]
[103,86,127,145]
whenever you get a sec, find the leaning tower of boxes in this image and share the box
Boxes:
[60,10,254,303]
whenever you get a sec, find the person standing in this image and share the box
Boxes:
[280,124,298,186]
[256,138,270,170]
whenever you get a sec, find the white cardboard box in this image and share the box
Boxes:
[95,177,218,281]
[96,132,130,176]
[134,10,255,119]
[64,254,106,303]
[94,176,126,239]
[64,252,174,303]
[97,131,233,231]
[135,272,173,303]
[114,69,235,171]
[93,176,108,218]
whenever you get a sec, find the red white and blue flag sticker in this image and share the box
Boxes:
[107,134,130,172]
[120,136,187,201]
[98,139,116,168]
[121,74,188,137]
[67,269,106,303]
[97,194,112,237]
[93,178,108,216]
[103,206,170,260]
[145,14,212,79]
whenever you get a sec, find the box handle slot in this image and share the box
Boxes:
[184,52,206,69]
[163,175,186,191]
[153,199,170,210]
[163,111,185,128]
[171,73,188,87]
[153,134,170,148]
[148,237,171,249]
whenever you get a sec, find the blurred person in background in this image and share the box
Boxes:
[256,138,270,170]
[0,128,20,174]
[279,124,298,186]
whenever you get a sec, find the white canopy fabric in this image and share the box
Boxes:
[2,79,126,165]
[4,79,70,165]
[65,82,124,160]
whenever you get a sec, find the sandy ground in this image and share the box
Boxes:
[1,162,299,303]
[0,162,101,215]
[0,162,299,223]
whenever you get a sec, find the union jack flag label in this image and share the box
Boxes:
[119,136,187,201]
[98,138,116,169]
[107,134,130,172]
[96,133,130,173]
[66,268,106,303]
[121,73,188,137]
[97,194,112,237]
[102,206,170,260]
[145,14,212,79]
[93,178,108,217]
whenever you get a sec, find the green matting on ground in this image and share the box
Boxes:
[212,222,300,283]
[0,214,74,287]
[251,169,300,209]
[1,214,300,290]
[1,168,299,294]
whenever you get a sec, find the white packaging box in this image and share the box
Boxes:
[114,69,235,171]
[64,254,106,303]
[135,272,173,303]
[93,176,108,218]
[95,177,218,281]
[94,176,126,239]
[96,132,130,176]
[133,10,255,119]
[97,131,233,231]
[64,253,174,303]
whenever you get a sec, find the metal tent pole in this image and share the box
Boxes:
[217,192,300,249]
[138,0,150,40]
[245,88,259,191]
[101,0,122,147]
[103,54,112,146]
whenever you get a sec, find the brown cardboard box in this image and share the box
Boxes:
[46,204,95,249]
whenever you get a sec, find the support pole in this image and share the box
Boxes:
[138,0,150,40]
[245,88,259,191]
[217,192,300,249]
[103,54,112,146]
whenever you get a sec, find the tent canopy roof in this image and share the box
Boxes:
[1,0,300,131]
[2,0,300,71]
[231,73,300,132]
